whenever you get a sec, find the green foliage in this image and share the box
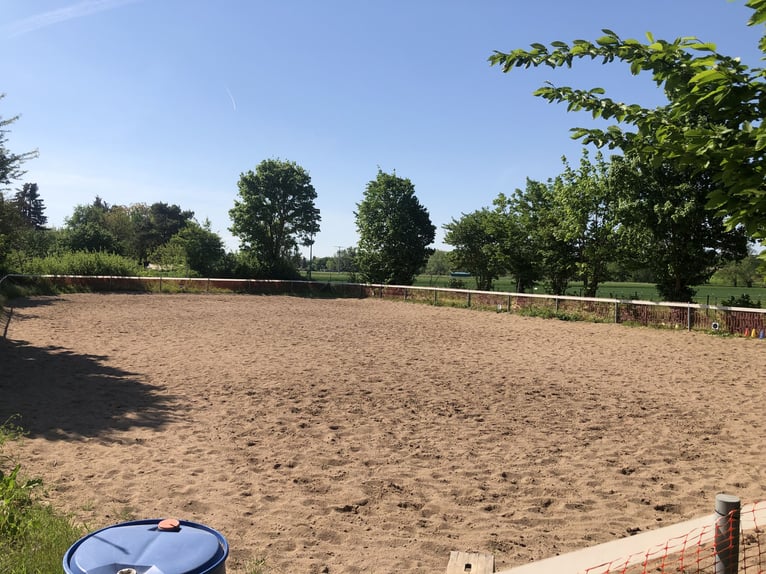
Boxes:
[0,503,84,574]
[0,418,83,574]
[444,209,506,291]
[515,305,587,322]
[612,155,749,302]
[11,183,46,230]
[713,252,764,288]
[0,95,38,191]
[720,293,761,308]
[424,249,450,277]
[229,159,321,278]
[21,251,144,276]
[355,169,435,285]
[489,4,766,243]
[553,150,619,297]
[167,219,227,277]
[495,181,574,294]
[0,464,41,540]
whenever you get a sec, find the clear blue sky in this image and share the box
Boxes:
[2,0,763,257]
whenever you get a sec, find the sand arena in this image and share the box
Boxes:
[2,293,765,573]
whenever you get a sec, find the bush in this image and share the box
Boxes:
[721,293,761,308]
[20,251,144,277]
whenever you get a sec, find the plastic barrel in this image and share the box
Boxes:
[63,518,228,574]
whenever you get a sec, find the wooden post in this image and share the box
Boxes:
[614,301,619,324]
[446,551,494,574]
[715,493,740,574]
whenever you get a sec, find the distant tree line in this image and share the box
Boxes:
[2,2,766,301]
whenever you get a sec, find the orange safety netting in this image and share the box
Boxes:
[582,501,765,574]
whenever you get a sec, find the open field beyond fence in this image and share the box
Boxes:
[2,293,766,573]
[4,275,766,336]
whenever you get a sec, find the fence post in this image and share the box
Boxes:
[614,301,619,324]
[467,292,471,307]
[715,493,740,574]
[687,304,692,331]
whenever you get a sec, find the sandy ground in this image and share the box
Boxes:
[1,293,765,574]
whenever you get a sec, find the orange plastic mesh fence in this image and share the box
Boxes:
[583,501,765,574]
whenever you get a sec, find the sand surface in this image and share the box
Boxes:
[2,293,765,573]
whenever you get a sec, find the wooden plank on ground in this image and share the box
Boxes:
[446,551,495,574]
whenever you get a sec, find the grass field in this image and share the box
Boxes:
[302,272,766,306]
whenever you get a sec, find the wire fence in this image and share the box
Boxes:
[2,274,766,336]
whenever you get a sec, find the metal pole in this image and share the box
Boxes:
[715,493,741,574]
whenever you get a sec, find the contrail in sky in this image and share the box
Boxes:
[225,86,237,111]
[6,0,140,38]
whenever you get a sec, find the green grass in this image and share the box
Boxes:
[0,504,84,574]
[0,419,84,574]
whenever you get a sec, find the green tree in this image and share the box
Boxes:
[443,209,506,291]
[127,202,193,265]
[355,170,435,285]
[424,249,451,278]
[613,155,749,301]
[0,95,37,192]
[12,183,46,230]
[553,151,620,297]
[497,180,576,295]
[488,1,766,241]
[715,251,763,287]
[164,219,226,277]
[63,198,119,253]
[229,159,321,278]
[0,96,38,272]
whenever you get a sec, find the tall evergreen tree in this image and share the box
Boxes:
[13,183,47,229]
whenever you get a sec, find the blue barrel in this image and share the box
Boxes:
[63,518,228,574]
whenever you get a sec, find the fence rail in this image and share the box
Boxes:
[2,274,766,336]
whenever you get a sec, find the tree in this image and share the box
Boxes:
[553,151,620,297]
[612,155,749,301]
[164,219,226,277]
[0,95,37,192]
[0,95,38,271]
[715,250,763,287]
[128,202,194,265]
[488,2,766,241]
[0,195,24,273]
[424,250,451,278]
[63,198,119,253]
[443,209,506,291]
[496,180,576,295]
[355,169,435,285]
[12,183,47,229]
[229,159,320,278]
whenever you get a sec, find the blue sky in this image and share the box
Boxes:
[2,1,764,257]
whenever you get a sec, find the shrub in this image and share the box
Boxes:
[20,251,144,277]
[721,293,761,309]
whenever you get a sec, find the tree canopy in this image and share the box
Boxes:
[443,209,506,291]
[229,159,321,278]
[489,0,766,241]
[355,170,435,285]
